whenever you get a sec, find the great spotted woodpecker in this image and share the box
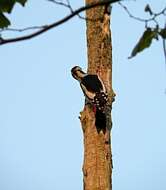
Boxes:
[71,66,108,113]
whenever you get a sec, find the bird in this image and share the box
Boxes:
[71,66,108,113]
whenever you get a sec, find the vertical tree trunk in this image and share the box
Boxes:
[80,1,115,190]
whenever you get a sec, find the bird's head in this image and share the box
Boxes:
[71,66,86,81]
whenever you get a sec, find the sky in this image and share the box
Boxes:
[0,0,166,190]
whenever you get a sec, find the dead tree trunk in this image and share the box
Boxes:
[80,1,115,190]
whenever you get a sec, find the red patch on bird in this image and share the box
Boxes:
[93,105,97,113]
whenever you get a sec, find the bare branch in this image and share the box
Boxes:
[0,0,120,45]
[118,2,147,22]
[118,2,166,27]
[0,26,46,33]
[65,0,73,12]
[47,0,86,19]
[47,0,73,12]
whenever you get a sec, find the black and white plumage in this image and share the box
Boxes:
[71,66,108,112]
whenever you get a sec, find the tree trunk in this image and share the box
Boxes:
[80,1,115,190]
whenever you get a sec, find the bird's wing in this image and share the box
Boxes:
[80,83,96,100]
[81,75,103,92]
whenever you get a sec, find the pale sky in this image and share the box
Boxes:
[0,1,166,190]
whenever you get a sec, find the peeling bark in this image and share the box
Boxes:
[80,1,115,190]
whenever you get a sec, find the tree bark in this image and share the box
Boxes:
[80,1,115,190]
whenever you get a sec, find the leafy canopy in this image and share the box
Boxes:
[0,0,27,28]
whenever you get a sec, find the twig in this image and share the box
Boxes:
[47,0,73,12]
[0,26,46,33]
[163,22,166,69]
[163,38,166,66]
[118,2,166,26]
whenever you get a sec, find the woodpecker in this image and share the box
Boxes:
[71,66,108,112]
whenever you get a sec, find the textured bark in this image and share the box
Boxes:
[80,1,115,190]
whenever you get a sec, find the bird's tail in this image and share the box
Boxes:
[95,108,106,134]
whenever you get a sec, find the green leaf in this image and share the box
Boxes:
[0,0,27,13]
[0,12,10,28]
[0,0,27,28]
[0,0,15,13]
[144,4,153,15]
[129,28,158,58]
[159,29,166,39]
[16,0,27,6]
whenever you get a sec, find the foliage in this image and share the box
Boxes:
[129,4,166,58]
[129,28,158,58]
[159,28,166,39]
[129,26,166,58]
[0,0,27,28]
